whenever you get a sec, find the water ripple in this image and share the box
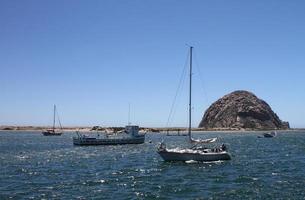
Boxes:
[0,131,305,199]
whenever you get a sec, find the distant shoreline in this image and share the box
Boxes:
[0,125,304,133]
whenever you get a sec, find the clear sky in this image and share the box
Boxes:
[1,0,305,128]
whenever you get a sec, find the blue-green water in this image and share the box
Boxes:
[0,131,305,199]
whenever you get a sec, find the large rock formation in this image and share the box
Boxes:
[199,90,289,130]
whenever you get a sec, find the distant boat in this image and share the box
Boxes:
[157,46,231,162]
[42,105,63,136]
[263,131,277,138]
[73,125,145,145]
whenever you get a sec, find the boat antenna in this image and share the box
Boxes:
[188,46,193,141]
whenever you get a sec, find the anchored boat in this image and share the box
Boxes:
[263,131,277,138]
[158,143,231,162]
[73,125,145,145]
[157,46,231,162]
[42,105,63,136]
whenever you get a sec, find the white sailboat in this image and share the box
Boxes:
[42,105,63,136]
[157,46,231,162]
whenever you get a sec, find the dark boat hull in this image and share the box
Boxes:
[42,131,63,136]
[73,136,145,145]
[263,132,277,138]
[263,134,274,138]
[157,150,231,162]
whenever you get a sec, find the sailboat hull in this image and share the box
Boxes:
[158,150,231,162]
[42,131,63,136]
[263,131,277,138]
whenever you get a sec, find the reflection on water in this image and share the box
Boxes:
[0,131,305,199]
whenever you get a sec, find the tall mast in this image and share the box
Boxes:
[53,104,56,131]
[128,103,131,125]
[188,46,193,141]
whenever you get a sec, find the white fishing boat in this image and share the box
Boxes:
[42,105,63,136]
[73,125,145,145]
[157,46,231,162]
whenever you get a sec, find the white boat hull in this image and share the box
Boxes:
[73,125,145,145]
[157,149,231,162]
[73,136,145,145]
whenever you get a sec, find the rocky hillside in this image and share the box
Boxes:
[199,90,289,130]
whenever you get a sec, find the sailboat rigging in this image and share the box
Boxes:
[157,46,231,162]
[42,105,63,136]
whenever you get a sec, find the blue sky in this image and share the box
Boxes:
[1,0,305,127]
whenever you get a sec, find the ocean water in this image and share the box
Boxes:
[0,131,305,199]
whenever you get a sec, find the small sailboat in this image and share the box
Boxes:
[157,46,231,162]
[42,105,63,136]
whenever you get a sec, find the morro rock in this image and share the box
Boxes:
[199,90,289,130]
